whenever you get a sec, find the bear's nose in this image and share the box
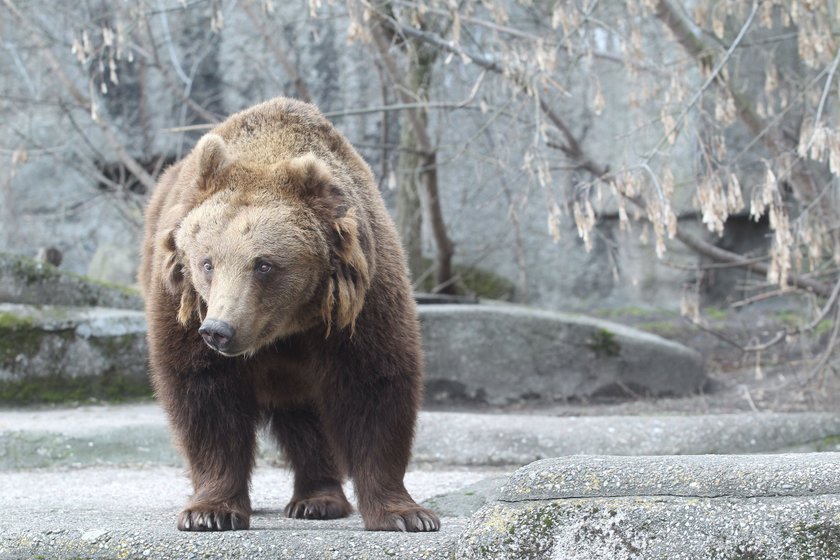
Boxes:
[198,319,235,352]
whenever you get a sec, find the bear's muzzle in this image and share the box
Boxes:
[199,318,236,354]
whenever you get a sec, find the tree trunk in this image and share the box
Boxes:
[392,36,455,292]
[395,111,424,283]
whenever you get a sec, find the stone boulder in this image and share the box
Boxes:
[419,304,705,405]
[0,253,705,405]
[0,303,148,403]
[458,454,840,559]
[0,252,143,310]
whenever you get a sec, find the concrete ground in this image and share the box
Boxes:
[2,404,840,559]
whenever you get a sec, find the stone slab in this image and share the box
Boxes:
[3,405,840,559]
[0,300,705,405]
[412,411,840,464]
[458,494,840,559]
[419,304,705,405]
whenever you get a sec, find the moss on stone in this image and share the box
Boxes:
[807,434,840,452]
[88,333,141,360]
[815,319,834,337]
[705,307,728,321]
[0,373,152,405]
[783,520,840,559]
[79,274,141,297]
[1,252,142,309]
[587,328,621,357]
[0,318,44,367]
[0,311,35,329]
[11,256,59,286]
[418,258,515,300]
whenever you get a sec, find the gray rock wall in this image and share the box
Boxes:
[0,0,706,311]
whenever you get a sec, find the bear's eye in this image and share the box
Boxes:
[256,260,272,274]
[203,260,213,273]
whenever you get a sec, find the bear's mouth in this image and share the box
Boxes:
[202,340,249,358]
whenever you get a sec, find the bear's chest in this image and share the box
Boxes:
[247,341,321,407]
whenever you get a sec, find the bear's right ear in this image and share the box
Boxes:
[195,134,229,189]
[160,228,184,295]
[159,227,202,326]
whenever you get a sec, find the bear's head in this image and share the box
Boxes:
[163,134,371,356]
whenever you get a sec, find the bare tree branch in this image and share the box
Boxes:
[3,0,157,193]
[242,2,312,103]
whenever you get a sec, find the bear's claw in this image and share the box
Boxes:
[177,508,249,531]
[284,494,353,520]
[370,505,441,532]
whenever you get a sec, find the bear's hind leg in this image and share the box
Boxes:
[270,406,353,520]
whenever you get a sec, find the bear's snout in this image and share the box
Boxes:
[199,319,236,353]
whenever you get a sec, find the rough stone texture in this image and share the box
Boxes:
[0,303,148,402]
[0,252,142,310]
[0,466,484,560]
[458,495,840,560]
[420,304,705,405]
[501,454,840,500]
[459,454,840,560]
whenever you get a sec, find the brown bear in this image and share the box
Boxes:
[139,97,439,533]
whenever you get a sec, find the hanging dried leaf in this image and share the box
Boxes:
[573,198,596,252]
[547,202,562,243]
[726,173,744,213]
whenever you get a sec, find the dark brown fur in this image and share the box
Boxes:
[140,98,439,532]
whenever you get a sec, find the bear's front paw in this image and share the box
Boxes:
[366,505,440,532]
[285,493,353,520]
[177,507,250,531]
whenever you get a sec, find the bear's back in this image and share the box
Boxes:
[211,98,371,190]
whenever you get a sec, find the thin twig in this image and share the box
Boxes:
[814,45,840,127]
[743,277,840,352]
[805,303,840,382]
[730,287,796,309]
[682,316,745,350]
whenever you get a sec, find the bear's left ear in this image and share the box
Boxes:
[285,153,335,202]
[320,207,371,336]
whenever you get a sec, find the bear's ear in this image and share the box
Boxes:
[159,227,202,326]
[285,153,334,201]
[195,134,229,189]
[320,207,371,337]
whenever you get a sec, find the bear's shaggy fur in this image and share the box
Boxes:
[139,97,439,532]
